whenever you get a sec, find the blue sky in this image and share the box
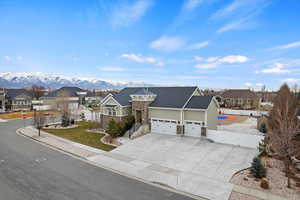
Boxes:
[0,0,300,90]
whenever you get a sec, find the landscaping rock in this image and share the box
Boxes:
[260,178,269,189]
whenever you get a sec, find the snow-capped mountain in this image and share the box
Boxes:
[0,72,152,89]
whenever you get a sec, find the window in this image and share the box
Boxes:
[107,108,116,116]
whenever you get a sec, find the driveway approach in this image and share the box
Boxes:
[0,119,195,200]
[91,134,258,200]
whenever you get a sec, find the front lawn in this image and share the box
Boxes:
[43,122,115,151]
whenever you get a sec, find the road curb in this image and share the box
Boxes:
[16,127,207,200]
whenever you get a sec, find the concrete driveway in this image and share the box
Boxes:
[90,133,258,200]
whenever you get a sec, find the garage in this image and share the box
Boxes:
[151,118,177,135]
[184,120,203,137]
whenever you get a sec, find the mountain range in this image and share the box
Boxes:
[0,72,152,90]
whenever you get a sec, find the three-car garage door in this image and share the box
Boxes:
[151,118,177,135]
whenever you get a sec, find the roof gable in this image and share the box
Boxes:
[43,86,85,98]
[184,96,213,110]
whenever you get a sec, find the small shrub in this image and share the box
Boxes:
[260,178,269,189]
[80,112,85,121]
[251,156,267,178]
[107,119,121,138]
[258,138,267,156]
[61,112,70,127]
[259,122,268,134]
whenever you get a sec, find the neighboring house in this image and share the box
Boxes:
[256,91,277,103]
[221,89,260,110]
[40,86,88,110]
[0,88,6,112]
[40,86,103,110]
[85,90,103,105]
[100,86,219,137]
[1,88,33,112]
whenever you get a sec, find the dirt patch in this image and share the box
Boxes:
[231,157,300,199]
[229,191,261,200]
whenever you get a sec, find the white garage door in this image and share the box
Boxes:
[151,118,177,135]
[184,121,203,137]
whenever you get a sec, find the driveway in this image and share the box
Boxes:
[90,133,258,200]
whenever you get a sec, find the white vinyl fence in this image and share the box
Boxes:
[33,105,51,111]
[218,109,268,117]
[207,130,264,148]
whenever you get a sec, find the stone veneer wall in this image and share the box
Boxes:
[131,101,152,125]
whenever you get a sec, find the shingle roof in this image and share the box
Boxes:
[110,87,198,108]
[5,88,32,99]
[184,96,213,109]
[221,89,258,99]
[43,87,85,98]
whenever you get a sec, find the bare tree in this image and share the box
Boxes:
[33,109,46,137]
[30,85,45,100]
[267,84,300,188]
[56,90,72,127]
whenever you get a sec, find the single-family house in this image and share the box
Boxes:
[0,88,33,112]
[40,86,89,110]
[221,89,260,109]
[100,86,219,137]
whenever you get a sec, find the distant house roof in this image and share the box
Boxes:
[108,86,198,108]
[221,89,258,99]
[43,86,85,98]
[5,88,32,99]
[132,88,156,96]
[184,96,213,109]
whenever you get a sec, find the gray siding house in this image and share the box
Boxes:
[100,86,219,137]
[0,88,33,112]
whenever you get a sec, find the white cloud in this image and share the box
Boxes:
[193,55,249,71]
[255,83,264,87]
[196,55,249,63]
[186,41,209,50]
[213,0,271,34]
[194,56,204,62]
[255,63,291,74]
[282,78,300,83]
[99,66,124,72]
[194,63,219,69]
[4,56,12,61]
[245,82,252,87]
[121,53,164,66]
[110,0,152,28]
[150,36,186,52]
[268,41,300,51]
[216,19,246,34]
[218,55,248,63]
[182,0,204,11]
[211,0,248,19]
[206,57,219,62]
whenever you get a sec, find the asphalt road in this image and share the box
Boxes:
[0,119,196,200]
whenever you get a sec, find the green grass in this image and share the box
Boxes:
[43,121,115,151]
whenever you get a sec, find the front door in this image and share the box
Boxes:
[136,110,142,123]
